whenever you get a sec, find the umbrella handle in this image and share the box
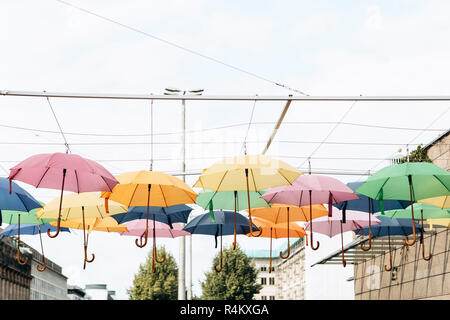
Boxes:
[85,247,95,263]
[233,191,237,250]
[214,226,223,273]
[404,175,417,246]
[153,235,166,264]
[280,208,291,259]
[384,226,393,271]
[420,210,432,261]
[359,227,372,251]
[309,190,320,251]
[269,228,272,274]
[16,217,29,266]
[135,232,148,248]
[36,256,47,272]
[245,169,262,237]
[340,221,346,268]
[152,254,156,273]
[48,169,67,239]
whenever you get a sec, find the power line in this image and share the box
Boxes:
[53,0,308,96]
[241,97,257,154]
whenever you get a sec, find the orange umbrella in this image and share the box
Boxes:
[247,217,306,273]
[249,204,328,258]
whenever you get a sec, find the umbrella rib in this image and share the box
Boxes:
[277,168,294,185]
[35,167,51,190]
[433,175,450,194]
[250,168,258,192]
[74,169,80,193]
[128,184,140,207]
[159,184,169,207]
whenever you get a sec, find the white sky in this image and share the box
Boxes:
[0,0,449,300]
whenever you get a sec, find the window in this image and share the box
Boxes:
[261,278,267,285]
[269,296,275,300]
[271,267,275,271]
[269,278,275,285]
[260,266,267,272]
[261,296,267,300]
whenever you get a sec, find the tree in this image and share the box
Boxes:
[128,246,178,300]
[398,144,431,163]
[201,244,262,300]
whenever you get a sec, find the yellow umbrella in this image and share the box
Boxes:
[38,192,128,267]
[100,170,197,268]
[427,218,450,228]
[419,196,450,209]
[193,154,302,236]
[49,216,128,269]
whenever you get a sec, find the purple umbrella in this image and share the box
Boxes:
[305,210,380,267]
[262,174,359,250]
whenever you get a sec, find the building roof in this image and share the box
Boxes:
[423,128,450,151]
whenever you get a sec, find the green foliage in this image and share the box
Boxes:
[128,246,178,300]
[200,244,262,300]
[398,144,431,163]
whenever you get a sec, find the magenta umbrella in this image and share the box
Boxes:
[262,174,359,250]
[120,220,189,273]
[8,152,119,238]
[304,210,380,267]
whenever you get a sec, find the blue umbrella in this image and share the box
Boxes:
[334,181,410,251]
[110,204,193,228]
[0,177,43,267]
[183,210,259,272]
[0,222,70,272]
[354,216,422,271]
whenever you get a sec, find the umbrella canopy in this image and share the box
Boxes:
[305,210,380,267]
[428,218,450,228]
[110,204,193,227]
[355,162,450,247]
[247,217,306,273]
[8,152,119,238]
[50,217,128,233]
[262,174,359,250]
[0,177,42,214]
[196,190,270,211]
[101,170,197,249]
[0,223,70,236]
[183,210,260,272]
[381,203,450,220]
[120,221,189,238]
[354,216,423,270]
[419,195,450,209]
[1,207,54,225]
[250,204,328,223]
[193,154,302,237]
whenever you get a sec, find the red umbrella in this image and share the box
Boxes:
[8,152,119,238]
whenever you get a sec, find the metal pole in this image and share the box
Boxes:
[178,96,186,301]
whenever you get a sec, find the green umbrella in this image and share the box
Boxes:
[356,162,450,246]
[196,190,269,249]
[382,203,450,261]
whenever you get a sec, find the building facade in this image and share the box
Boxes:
[0,236,32,300]
[245,237,306,300]
[67,285,87,300]
[85,283,116,300]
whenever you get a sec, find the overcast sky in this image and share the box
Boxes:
[0,0,449,300]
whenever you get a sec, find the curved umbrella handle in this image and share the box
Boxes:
[233,190,237,250]
[36,256,47,272]
[340,221,346,268]
[152,254,156,274]
[153,226,166,264]
[214,226,223,273]
[384,226,393,271]
[135,231,148,248]
[309,190,320,251]
[280,207,291,259]
[361,208,372,251]
[48,168,67,239]
[245,169,262,237]
[136,186,151,248]
[85,247,95,263]
[16,216,29,266]
[269,228,273,274]
[420,209,432,261]
[404,175,417,246]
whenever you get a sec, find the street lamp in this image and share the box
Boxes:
[164,87,203,301]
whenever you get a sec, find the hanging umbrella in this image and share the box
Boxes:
[110,204,193,228]
[381,203,450,261]
[354,216,422,271]
[120,220,189,273]
[0,177,43,267]
[8,152,119,238]
[304,210,380,267]
[248,217,306,272]
[0,222,70,272]
[196,189,270,249]
[355,162,450,246]
[333,181,410,251]
[262,174,359,250]
[101,170,197,253]
[193,154,302,237]
[427,218,450,228]
[419,195,450,209]
[183,210,259,272]
[250,204,328,258]
[37,192,127,267]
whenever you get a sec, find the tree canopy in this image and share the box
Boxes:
[201,244,262,300]
[128,246,178,300]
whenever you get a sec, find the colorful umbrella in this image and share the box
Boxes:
[193,154,302,237]
[333,181,410,251]
[419,195,450,209]
[120,220,188,273]
[8,152,119,238]
[262,174,359,250]
[0,178,43,267]
[248,217,306,272]
[183,210,259,272]
[250,204,328,258]
[382,203,450,261]
[354,216,422,271]
[305,210,380,267]
[196,189,270,249]
[110,204,193,228]
[355,162,450,246]
[37,192,127,267]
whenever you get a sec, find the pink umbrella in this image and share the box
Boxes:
[261,174,359,250]
[8,152,119,238]
[304,210,380,267]
[120,220,189,273]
